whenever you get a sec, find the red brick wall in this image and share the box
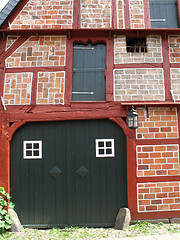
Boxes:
[3,73,33,105]
[117,0,124,28]
[8,0,148,30]
[6,35,66,68]
[136,107,178,139]
[137,182,180,212]
[10,0,73,29]
[130,0,145,28]
[37,71,65,104]
[169,36,180,63]
[137,145,179,177]
[81,0,111,28]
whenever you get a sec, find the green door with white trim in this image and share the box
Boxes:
[11,120,127,228]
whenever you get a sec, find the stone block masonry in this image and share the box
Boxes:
[6,35,66,68]
[114,35,162,64]
[37,72,65,104]
[137,145,179,177]
[81,0,111,28]
[136,107,178,139]
[3,73,33,105]
[137,182,180,212]
[114,68,164,101]
[10,0,73,29]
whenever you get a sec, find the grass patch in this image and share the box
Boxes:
[125,221,180,237]
[0,222,180,239]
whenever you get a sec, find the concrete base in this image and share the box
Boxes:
[8,209,24,232]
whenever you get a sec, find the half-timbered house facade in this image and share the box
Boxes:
[0,0,180,227]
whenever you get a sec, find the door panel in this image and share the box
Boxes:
[72,43,106,101]
[11,120,127,227]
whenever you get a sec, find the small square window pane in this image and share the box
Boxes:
[26,144,32,149]
[24,140,42,159]
[26,150,32,156]
[98,142,104,147]
[96,139,114,157]
[99,149,104,155]
[34,143,39,149]
[106,149,112,154]
[106,142,112,147]
[34,150,39,156]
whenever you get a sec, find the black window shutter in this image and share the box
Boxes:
[72,43,106,101]
[150,0,179,28]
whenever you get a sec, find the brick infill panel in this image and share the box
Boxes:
[129,0,145,29]
[3,72,33,105]
[6,36,20,51]
[117,0,124,28]
[137,182,180,212]
[137,144,179,177]
[37,71,65,105]
[114,35,162,64]
[136,107,178,139]
[6,35,66,68]
[170,68,180,101]
[81,0,111,28]
[114,68,164,101]
[10,0,73,29]
[169,36,180,63]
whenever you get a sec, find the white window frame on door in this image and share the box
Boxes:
[95,139,115,157]
[23,140,42,159]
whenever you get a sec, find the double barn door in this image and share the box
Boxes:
[11,120,127,227]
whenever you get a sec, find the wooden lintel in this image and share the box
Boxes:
[2,32,5,41]
[68,31,71,40]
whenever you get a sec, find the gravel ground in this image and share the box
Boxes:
[0,222,180,239]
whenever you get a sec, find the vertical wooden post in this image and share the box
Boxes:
[144,0,151,28]
[124,0,131,28]
[111,0,118,28]
[73,0,81,29]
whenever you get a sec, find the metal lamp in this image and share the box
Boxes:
[127,106,139,129]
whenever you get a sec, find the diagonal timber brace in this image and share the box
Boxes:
[0,34,31,64]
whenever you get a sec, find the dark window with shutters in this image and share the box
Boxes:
[72,43,106,101]
[150,0,179,28]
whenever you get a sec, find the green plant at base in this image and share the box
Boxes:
[0,187,14,233]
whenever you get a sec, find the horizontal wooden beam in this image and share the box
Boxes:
[120,101,180,106]
[1,28,180,37]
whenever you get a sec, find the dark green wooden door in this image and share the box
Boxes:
[11,120,127,227]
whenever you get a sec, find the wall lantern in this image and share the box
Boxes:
[127,106,139,129]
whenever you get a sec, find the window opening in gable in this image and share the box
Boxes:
[126,37,147,53]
